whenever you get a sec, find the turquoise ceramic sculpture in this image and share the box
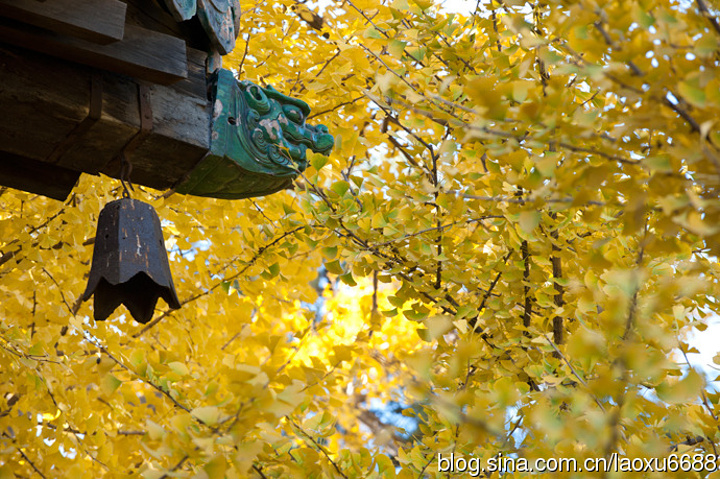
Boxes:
[176,69,334,199]
[162,0,241,55]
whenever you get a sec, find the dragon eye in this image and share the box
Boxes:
[283,105,304,123]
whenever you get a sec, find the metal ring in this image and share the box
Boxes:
[119,153,134,198]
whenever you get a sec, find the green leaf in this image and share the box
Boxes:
[192,406,220,426]
[538,48,563,65]
[269,262,281,278]
[422,316,452,340]
[695,35,718,58]
[204,457,228,479]
[371,212,388,228]
[388,39,407,58]
[656,369,704,404]
[146,420,165,440]
[101,374,122,395]
[678,81,705,108]
[645,155,672,173]
[339,271,357,286]
[311,153,328,171]
[331,180,350,196]
[364,27,384,39]
[511,80,531,102]
[455,304,476,318]
[518,211,541,233]
[406,46,427,61]
[404,308,429,321]
[168,361,189,377]
[632,4,654,28]
[536,154,558,178]
[325,260,344,275]
[322,246,338,259]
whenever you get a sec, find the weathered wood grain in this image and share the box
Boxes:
[0,44,210,197]
[0,0,126,44]
[173,47,209,99]
[0,18,188,84]
[123,0,211,52]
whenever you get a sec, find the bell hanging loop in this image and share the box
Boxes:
[119,153,135,199]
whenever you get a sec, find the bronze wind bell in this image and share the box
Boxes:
[82,157,180,324]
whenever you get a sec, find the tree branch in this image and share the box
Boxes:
[18,448,47,479]
[522,239,533,329]
[290,419,348,479]
[133,227,305,337]
[549,213,564,347]
[697,0,720,36]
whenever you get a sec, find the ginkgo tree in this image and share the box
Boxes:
[4,0,720,477]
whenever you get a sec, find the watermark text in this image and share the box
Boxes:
[437,452,720,476]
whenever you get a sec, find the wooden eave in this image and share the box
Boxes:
[0,0,213,200]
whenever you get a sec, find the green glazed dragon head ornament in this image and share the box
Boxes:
[240,81,334,170]
[176,69,334,199]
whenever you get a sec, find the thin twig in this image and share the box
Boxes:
[290,420,348,478]
[253,465,269,479]
[133,227,305,337]
[237,34,251,74]
[374,216,503,247]
[697,0,720,36]
[86,332,192,415]
[42,268,74,317]
[159,455,189,479]
[539,335,606,413]
[18,448,47,479]
[308,96,363,119]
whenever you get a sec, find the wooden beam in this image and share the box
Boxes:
[0,153,80,201]
[0,0,126,45]
[0,18,188,85]
[170,47,209,99]
[0,44,209,198]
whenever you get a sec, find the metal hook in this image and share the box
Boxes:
[120,153,134,199]
[115,83,151,199]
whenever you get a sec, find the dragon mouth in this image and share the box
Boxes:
[312,134,334,154]
[282,124,334,157]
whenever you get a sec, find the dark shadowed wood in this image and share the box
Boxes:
[0,44,210,196]
[0,17,188,84]
[0,47,90,161]
[0,0,126,44]
[123,0,213,52]
[173,47,209,99]
[0,153,80,201]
